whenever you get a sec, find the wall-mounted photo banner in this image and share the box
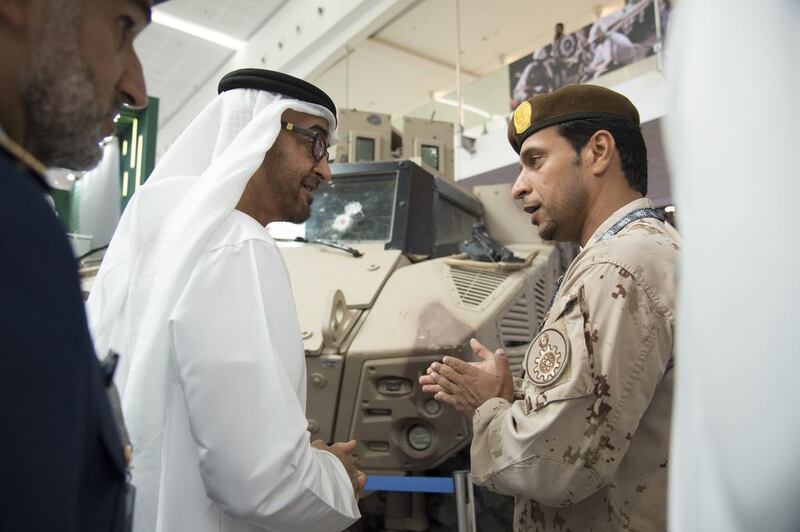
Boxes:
[509,0,671,109]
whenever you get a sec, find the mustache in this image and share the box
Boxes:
[301,175,321,192]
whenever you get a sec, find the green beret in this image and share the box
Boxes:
[508,84,639,153]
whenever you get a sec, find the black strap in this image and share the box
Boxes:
[217,68,337,125]
[596,207,664,243]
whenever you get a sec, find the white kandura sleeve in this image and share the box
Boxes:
[168,238,360,531]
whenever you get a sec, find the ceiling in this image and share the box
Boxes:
[135,0,286,126]
[136,0,624,129]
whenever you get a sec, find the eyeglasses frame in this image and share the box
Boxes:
[280,120,333,163]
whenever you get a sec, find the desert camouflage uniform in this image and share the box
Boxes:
[471,198,679,531]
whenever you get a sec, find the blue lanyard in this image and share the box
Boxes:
[545,207,665,316]
[594,207,664,244]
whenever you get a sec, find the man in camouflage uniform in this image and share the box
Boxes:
[421,84,678,531]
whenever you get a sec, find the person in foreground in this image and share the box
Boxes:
[87,69,363,532]
[421,84,679,531]
[666,1,800,530]
[0,0,162,530]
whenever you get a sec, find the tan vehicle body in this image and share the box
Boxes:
[280,163,563,473]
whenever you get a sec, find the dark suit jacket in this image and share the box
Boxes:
[0,145,127,532]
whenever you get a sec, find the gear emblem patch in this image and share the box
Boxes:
[525,328,569,386]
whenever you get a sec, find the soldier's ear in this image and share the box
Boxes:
[587,130,615,177]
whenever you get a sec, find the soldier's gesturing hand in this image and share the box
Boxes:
[419,338,514,418]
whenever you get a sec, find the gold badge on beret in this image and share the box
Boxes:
[525,328,569,386]
[513,101,532,134]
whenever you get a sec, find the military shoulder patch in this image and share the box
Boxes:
[525,328,569,386]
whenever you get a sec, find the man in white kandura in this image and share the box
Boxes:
[87,69,363,532]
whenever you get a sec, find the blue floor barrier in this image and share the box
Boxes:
[363,475,455,494]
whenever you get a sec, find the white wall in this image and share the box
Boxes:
[454,117,519,181]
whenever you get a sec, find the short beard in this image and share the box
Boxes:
[264,149,312,224]
[282,196,312,224]
[539,155,586,242]
[18,2,113,170]
[538,218,557,241]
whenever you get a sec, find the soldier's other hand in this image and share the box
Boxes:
[425,338,514,418]
[311,439,365,498]
[419,363,443,395]
[419,350,487,395]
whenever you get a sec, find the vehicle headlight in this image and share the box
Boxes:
[423,398,442,416]
[407,424,432,451]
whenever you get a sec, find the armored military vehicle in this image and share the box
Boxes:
[275,160,563,475]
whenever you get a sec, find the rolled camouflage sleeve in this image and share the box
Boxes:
[470,262,673,507]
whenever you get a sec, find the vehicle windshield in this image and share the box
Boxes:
[306,174,397,242]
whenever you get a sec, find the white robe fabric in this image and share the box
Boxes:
[87,88,358,532]
[163,210,357,531]
[665,1,800,531]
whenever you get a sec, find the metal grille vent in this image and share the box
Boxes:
[533,277,548,324]
[499,294,534,348]
[448,266,510,308]
[498,293,534,373]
